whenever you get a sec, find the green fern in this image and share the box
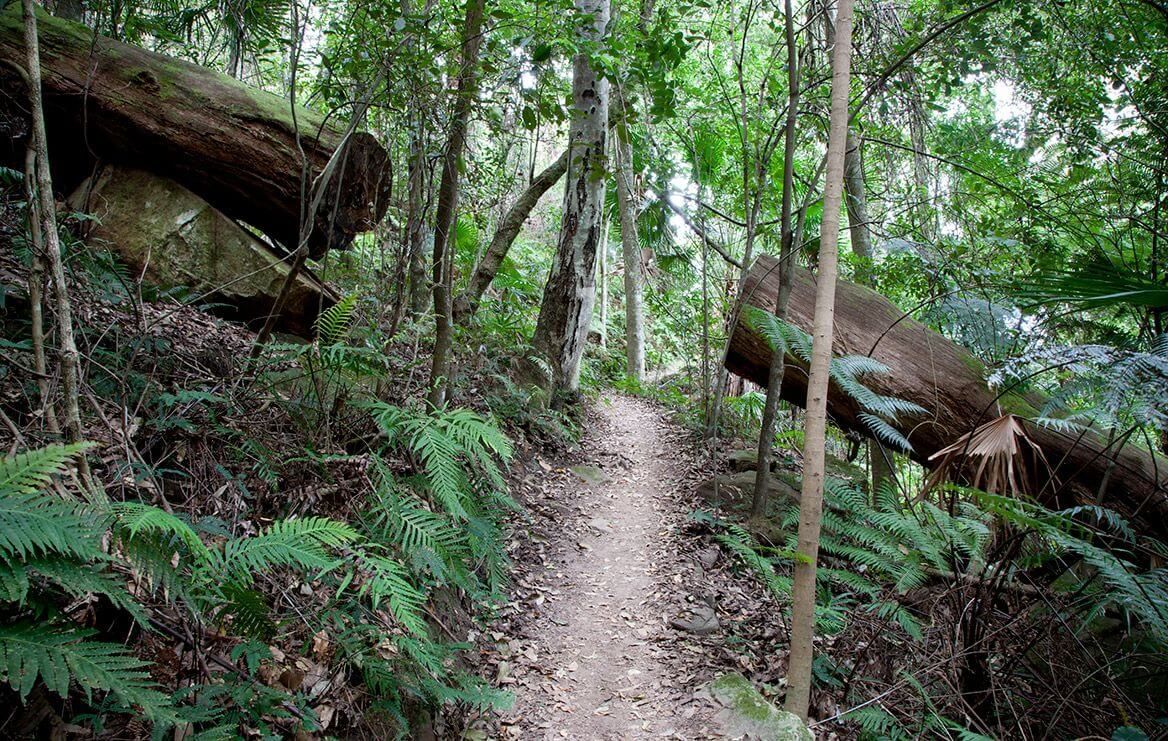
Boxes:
[0,489,100,562]
[0,623,171,720]
[314,293,359,345]
[366,402,514,521]
[217,516,358,586]
[0,442,93,497]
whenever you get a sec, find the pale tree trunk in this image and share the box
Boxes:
[614,103,645,382]
[427,0,486,407]
[530,0,610,395]
[908,88,936,243]
[23,143,58,434]
[843,128,873,283]
[598,213,609,347]
[23,0,84,457]
[785,0,854,721]
[453,150,569,322]
[751,0,801,518]
[406,106,431,316]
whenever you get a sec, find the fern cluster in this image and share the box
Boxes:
[0,438,517,735]
[0,444,173,721]
[990,334,1168,438]
[744,307,926,452]
[699,477,990,641]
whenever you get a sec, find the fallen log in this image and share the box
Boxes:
[726,254,1168,539]
[0,4,390,259]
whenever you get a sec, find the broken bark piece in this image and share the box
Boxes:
[726,254,1168,538]
[69,165,337,337]
[0,4,390,258]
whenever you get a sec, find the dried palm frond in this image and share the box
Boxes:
[922,414,1053,498]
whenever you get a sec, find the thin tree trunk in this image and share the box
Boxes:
[427,0,486,407]
[614,100,645,382]
[23,142,58,434]
[406,106,431,316]
[842,127,896,496]
[785,0,854,721]
[908,88,936,243]
[23,0,84,457]
[599,211,609,348]
[530,0,610,395]
[751,0,801,518]
[844,128,873,284]
[453,150,569,322]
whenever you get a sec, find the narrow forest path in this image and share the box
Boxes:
[489,394,720,739]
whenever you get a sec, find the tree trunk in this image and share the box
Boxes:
[453,149,569,322]
[427,0,486,408]
[727,255,1168,540]
[0,4,391,259]
[406,107,431,316]
[843,127,895,496]
[751,0,801,519]
[22,0,84,460]
[614,112,645,382]
[598,215,609,347]
[530,0,610,395]
[784,0,854,722]
[21,136,57,433]
[843,128,874,284]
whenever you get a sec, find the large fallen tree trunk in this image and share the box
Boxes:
[0,4,390,258]
[727,254,1168,539]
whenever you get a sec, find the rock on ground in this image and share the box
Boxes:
[69,165,337,337]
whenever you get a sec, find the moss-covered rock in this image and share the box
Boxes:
[69,166,337,337]
[708,673,814,740]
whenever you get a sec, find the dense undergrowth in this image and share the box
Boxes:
[0,204,585,737]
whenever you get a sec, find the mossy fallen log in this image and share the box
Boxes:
[726,254,1168,538]
[0,4,390,259]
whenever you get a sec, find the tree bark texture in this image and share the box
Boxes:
[784,0,855,721]
[727,254,1168,540]
[531,0,610,394]
[427,0,485,408]
[22,0,84,454]
[0,4,391,259]
[843,128,873,284]
[454,149,568,322]
[614,123,645,381]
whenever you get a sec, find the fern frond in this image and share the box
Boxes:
[109,501,212,564]
[219,517,357,584]
[356,553,429,636]
[314,293,358,345]
[0,490,101,562]
[858,412,915,453]
[20,558,148,625]
[214,584,276,639]
[0,622,172,720]
[0,443,93,497]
